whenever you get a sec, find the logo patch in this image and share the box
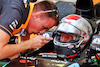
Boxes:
[9,19,18,30]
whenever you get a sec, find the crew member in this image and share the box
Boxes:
[0,0,59,59]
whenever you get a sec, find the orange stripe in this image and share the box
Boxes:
[22,2,35,29]
[93,0,100,5]
[0,25,12,36]
[12,24,24,35]
[12,2,35,35]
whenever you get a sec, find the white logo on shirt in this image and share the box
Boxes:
[9,19,18,30]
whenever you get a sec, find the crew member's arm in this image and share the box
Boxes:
[0,1,53,59]
[0,29,53,59]
[0,29,30,59]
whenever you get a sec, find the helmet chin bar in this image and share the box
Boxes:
[76,39,84,48]
[53,36,84,48]
[53,36,86,57]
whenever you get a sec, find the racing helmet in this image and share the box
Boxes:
[53,14,93,58]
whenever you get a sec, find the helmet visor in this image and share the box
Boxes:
[55,32,80,43]
[57,22,81,35]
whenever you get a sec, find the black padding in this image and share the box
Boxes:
[76,0,93,10]
[75,0,94,19]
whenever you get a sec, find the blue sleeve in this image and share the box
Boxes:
[0,4,23,37]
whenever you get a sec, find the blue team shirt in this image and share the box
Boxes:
[0,0,29,37]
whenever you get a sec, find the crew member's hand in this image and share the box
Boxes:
[29,35,53,49]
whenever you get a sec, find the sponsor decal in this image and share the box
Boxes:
[51,60,68,64]
[92,38,100,44]
[9,19,18,30]
[96,47,100,51]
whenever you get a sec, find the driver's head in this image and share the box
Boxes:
[53,14,93,58]
[60,32,73,42]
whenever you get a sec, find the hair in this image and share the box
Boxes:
[33,0,59,26]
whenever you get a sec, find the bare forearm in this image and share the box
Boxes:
[0,40,31,59]
[0,35,53,59]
